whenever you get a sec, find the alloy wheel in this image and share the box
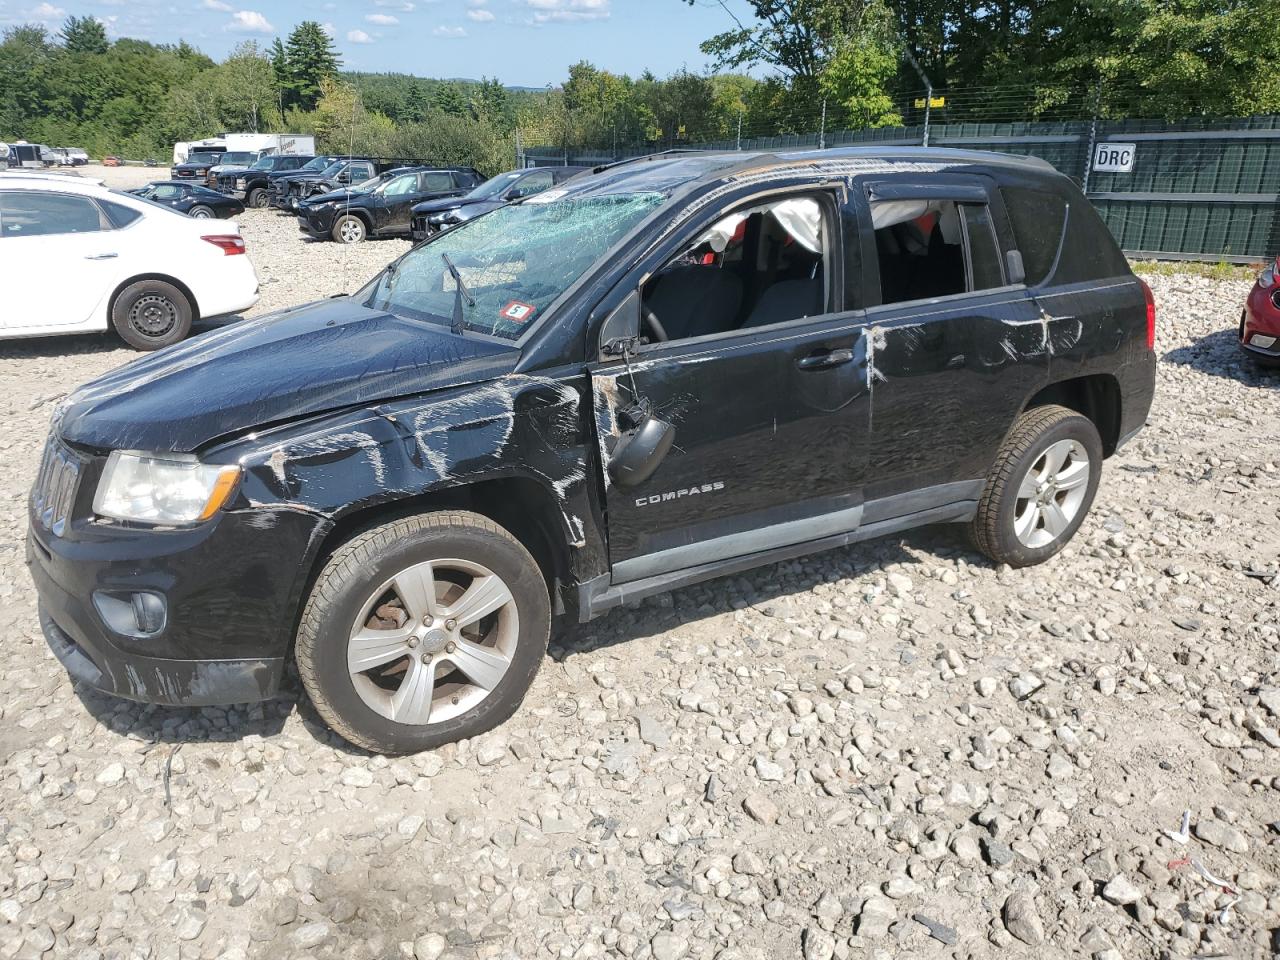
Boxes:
[1012,439,1091,549]
[338,219,364,243]
[346,558,518,725]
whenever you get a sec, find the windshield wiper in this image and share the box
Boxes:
[440,252,475,336]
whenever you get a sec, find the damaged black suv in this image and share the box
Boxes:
[28,147,1156,754]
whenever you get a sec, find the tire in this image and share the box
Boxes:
[248,188,268,209]
[332,214,367,244]
[968,404,1103,568]
[189,205,214,219]
[110,279,193,351]
[296,511,551,754]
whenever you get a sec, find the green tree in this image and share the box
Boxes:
[59,15,108,55]
[281,21,339,111]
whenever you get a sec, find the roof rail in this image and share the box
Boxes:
[590,149,708,175]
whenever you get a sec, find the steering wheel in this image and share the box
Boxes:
[642,307,669,343]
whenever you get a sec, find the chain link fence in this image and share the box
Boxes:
[519,87,1280,263]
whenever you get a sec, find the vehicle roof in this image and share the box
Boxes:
[0,172,106,192]
[548,146,1061,202]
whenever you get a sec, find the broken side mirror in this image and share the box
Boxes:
[598,289,641,361]
[1006,249,1026,285]
[609,406,675,487]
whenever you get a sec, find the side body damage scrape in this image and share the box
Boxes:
[216,373,607,618]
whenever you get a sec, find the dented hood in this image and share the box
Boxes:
[59,299,519,453]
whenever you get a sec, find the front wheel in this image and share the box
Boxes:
[248,188,268,209]
[295,512,551,754]
[968,404,1102,567]
[110,279,193,351]
[332,214,367,244]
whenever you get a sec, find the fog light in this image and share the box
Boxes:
[93,590,168,638]
[1252,334,1277,349]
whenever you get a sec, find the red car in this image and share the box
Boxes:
[1241,256,1280,366]
[101,155,121,167]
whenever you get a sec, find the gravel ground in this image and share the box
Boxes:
[1,214,1279,960]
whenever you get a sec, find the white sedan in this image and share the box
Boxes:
[0,172,259,350]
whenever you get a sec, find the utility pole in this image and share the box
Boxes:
[819,99,827,150]
[736,112,742,150]
[902,48,934,148]
[1082,79,1103,194]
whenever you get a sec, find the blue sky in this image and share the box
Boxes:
[0,0,763,87]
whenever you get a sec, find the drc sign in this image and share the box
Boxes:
[1093,142,1137,173]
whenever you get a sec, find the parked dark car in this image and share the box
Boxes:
[215,154,314,208]
[271,157,477,211]
[410,166,587,240]
[128,180,246,219]
[29,147,1156,755]
[261,155,346,210]
[297,166,481,243]
[171,151,224,181]
[1240,254,1280,366]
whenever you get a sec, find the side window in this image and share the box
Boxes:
[153,184,183,201]
[641,194,830,342]
[421,172,455,192]
[1001,186,1065,286]
[960,204,1004,290]
[383,174,419,197]
[0,191,107,237]
[100,199,142,228]
[870,198,1004,306]
[510,170,553,198]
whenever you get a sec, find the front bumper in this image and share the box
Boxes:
[297,208,336,236]
[26,477,326,707]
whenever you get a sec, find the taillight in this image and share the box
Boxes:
[1139,277,1155,350]
[202,235,246,256]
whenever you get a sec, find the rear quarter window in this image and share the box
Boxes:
[1001,186,1065,286]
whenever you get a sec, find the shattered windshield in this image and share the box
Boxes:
[250,156,275,170]
[362,192,665,340]
[300,156,332,171]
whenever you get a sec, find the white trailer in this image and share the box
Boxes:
[224,133,315,156]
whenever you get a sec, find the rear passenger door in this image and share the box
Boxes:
[0,190,122,331]
[849,175,1050,514]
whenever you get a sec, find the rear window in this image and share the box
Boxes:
[1002,186,1065,286]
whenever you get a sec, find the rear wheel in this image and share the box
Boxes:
[968,404,1102,567]
[189,205,214,219]
[332,214,367,244]
[296,511,550,754]
[110,279,193,351]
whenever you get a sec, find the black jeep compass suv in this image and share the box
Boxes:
[28,147,1156,754]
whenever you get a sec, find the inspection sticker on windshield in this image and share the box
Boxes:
[500,301,536,324]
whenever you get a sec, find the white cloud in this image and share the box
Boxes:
[27,2,65,19]
[200,0,230,10]
[227,9,273,32]
[467,0,487,5]
[365,12,397,24]
[521,0,609,24]
[432,24,465,37]
[320,21,335,36]
[346,28,374,42]
[465,8,493,21]
[372,0,414,9]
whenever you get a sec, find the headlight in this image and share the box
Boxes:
[236,177,247,187]
[94,452,240,525]
[1259,260,1277,289]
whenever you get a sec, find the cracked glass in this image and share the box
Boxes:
[363,192,665,340]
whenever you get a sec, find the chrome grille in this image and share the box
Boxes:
[31,439,82,536]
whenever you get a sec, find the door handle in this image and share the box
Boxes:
[85,252,118,260]
[797,348,855,370]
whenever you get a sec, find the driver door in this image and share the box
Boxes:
[590,187,872,583]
